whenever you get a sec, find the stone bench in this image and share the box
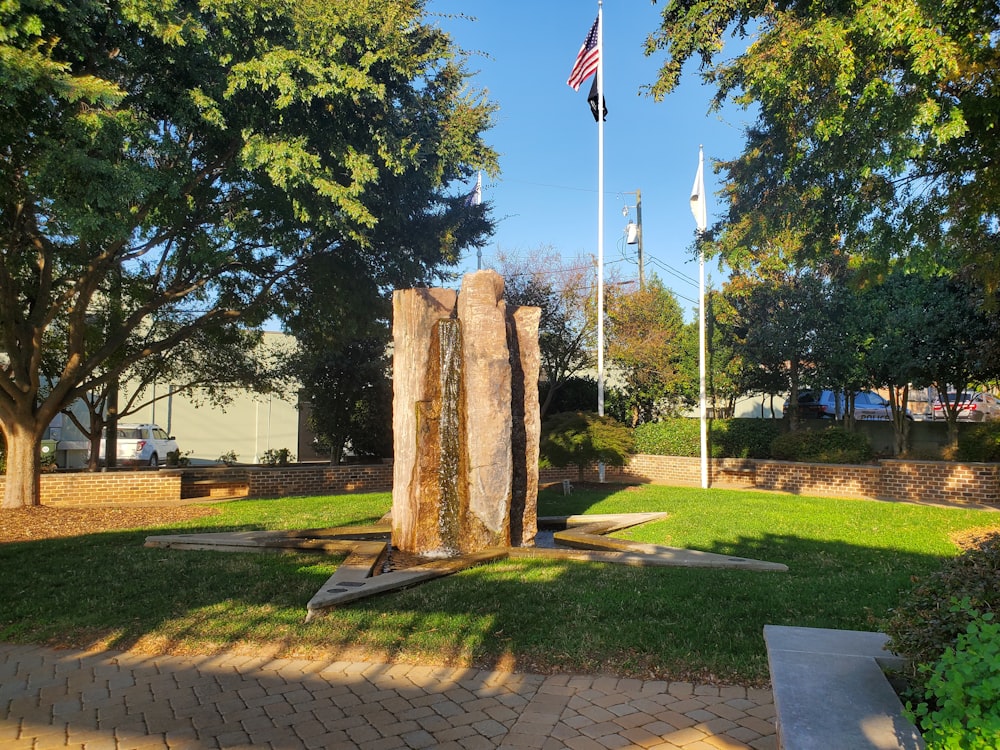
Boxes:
[763,625,925,750]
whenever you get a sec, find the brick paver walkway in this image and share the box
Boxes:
[0,643,776,750]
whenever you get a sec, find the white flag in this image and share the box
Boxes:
[465,172,482,207]
[690,147,707,233]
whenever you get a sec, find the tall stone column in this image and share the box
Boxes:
[456,271,512,550]
[391,271,540,557]
[391,287,458,554]
[508,305,541,547]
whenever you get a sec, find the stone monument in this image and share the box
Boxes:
[391,270,540,557]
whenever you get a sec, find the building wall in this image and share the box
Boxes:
[124,388,303,466]
[50,332,323,467]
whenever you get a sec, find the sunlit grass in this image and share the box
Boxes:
[1,487,996,686]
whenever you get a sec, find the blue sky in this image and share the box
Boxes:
[428,1,754,315]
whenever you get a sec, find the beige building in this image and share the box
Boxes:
[51,332,324,468]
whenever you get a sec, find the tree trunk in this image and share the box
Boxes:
[787,366,801,432]
[2,419,42,508]
[945,413,959,451]
[539,385,556,421]
[88,430,103,471]
[929,382,961,452]
[888,384,910,456]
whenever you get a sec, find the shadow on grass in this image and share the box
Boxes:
[0,514,958,685]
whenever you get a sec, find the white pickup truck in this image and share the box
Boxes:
[100,423,179,467]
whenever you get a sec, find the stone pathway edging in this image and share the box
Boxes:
[145,513,787,617]
[1,642,777,749]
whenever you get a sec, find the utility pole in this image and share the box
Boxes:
[635,188,644,290]
[623,190,645,290]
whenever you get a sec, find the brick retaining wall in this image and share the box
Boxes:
[180,463,395,500]
[879,459,1000,506]
[14,470,183,506]
[538,456,755,487]
[542,455,999,507]
[10,455,999,508]
[754,461,882,499]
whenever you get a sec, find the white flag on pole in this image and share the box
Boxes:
[693,145,708,490]
[690,149,707,233]
[465,172,482,206]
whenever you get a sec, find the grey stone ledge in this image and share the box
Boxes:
[764,625,924,750]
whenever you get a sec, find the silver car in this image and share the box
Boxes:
[929,392,1000,422]
[784,390,910,421]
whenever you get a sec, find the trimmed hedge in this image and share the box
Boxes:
[633,418,700,457]
[712,418,783,458]
[957,421,1000,462]
[633,418,784,459]
[884,532,1000,678]
[769,426,874,464]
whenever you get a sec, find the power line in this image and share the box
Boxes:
[480,256,630,279]
[672,290,699,306]
[648,257,699,287]
[480,177,635,196]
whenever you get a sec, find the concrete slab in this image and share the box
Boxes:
[551,517,788,572]
[764,626,924,750]
[764,625,907,670]
[306,548,511,615]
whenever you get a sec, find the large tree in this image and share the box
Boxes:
[648,0,1000,289]
[492,249,597,419]
[0,0,496,507]
[724,270,842,430]
[862,272,996,451]
[605,276,688,425]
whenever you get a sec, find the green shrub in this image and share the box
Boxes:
[217,450,239,466]
[908,604,1000,750]
[712,418,783,459]
[261,448,295,466]
[956,422,1000,462]
[634,417,785,459]
[540,377,598,414]
[633,418,699,457]
[540,411,635,479]
[885,533,1000,676]
[769,426,874,463]
[166,449,191,467]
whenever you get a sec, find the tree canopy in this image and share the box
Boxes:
[606,276,688,425]
[491,248,597,418]
[648,0,1000,288]
[0,0,496,506]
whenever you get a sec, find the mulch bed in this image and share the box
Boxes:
[0,504,221,543]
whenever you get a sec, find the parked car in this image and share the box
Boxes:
[783,390,912,421]
[929,391,1000,422]
[99,423,178,467]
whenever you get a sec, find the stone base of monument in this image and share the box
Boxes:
[145,513,787,620]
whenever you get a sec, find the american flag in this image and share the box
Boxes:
[566,16,600,91]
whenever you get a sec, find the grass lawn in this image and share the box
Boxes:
[1,485,997,686]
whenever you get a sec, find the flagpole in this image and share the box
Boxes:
[566,6,605,475]
[697,146,708,490]
[596,0,606,482]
